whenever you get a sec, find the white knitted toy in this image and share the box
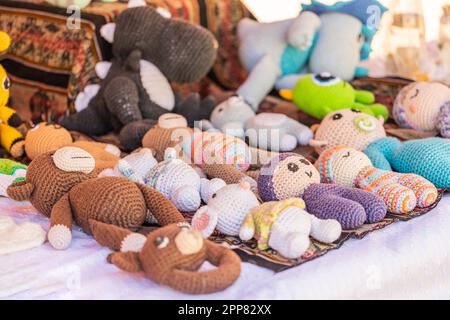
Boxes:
[110,148,226,212]
[191,181,260,238]
[239,198,341,259]
[202,96,313,151]
[0,216,46,255]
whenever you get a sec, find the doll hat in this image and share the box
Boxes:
[317,146,353,184]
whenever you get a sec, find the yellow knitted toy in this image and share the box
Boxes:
[0,31,24,157]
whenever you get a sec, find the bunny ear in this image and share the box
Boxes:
[100,23,116,43]
[191,206,218,238]
[89,220,147,252]
[7,180,34,201]
[108,252,143,273]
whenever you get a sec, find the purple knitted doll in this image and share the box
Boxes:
[258,153,387,230]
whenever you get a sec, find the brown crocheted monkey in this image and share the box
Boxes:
[7,146,185,250]
[90,220,241,294]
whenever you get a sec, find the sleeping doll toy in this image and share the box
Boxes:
[317,146,438,214]
[310,109,450,189]
[257,153,387,230]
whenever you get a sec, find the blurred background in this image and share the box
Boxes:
[242,0,450,82]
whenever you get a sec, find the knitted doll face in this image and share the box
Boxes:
[7,148,99,217]
[311,109,386,154]
[0,65,10,107]
[318,146,372,188]
[393,82,450,132]
[258,153,320,201]
[25,123,73,160]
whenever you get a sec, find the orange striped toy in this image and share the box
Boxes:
[318,146,438,214]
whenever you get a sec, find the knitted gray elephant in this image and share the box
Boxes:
[61,0,218,137]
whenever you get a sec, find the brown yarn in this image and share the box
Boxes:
[90,221,241,294]
[201,164,247,184]
[7,152,185,238]
[24,122,119,170]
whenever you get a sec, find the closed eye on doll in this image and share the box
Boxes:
[410,88,419,99]
[342,152,351,158]
[351,109,361,113]
[154,236,169,249]
[305,171,313,178]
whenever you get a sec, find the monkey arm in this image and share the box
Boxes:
[161,241,241,294]
[48,193,74,250]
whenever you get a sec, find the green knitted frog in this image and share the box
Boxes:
[0,159,27,197]
[280,73,389,120]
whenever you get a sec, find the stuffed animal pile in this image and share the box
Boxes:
[1,0,449,296]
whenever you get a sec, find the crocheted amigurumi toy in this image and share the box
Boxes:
[279,73,388,120]
[0,158,26,197]
[202,95,313,152]
[45,0,91,9]
[0,32,25,157]
[393,82,450,138]
[258,153,387,230]
[105,148,226,212]
[239,198,341,259]
[7,146,185,250]
[0,216,46,255]
[310,109,450,188]
[227,0,386,112]
[191,181,259,238]
[60,0,218,136]
[90,220,241,294]
[141,113,272,186]
[318,146,438,213]
[21,122,120,170]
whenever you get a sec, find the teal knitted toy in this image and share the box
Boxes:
[364,137,450,189]
[311,110,450,189]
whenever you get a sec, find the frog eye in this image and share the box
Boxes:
[154,236,169,249]
[287,162,299,172]
[3,76,10,90]
[299,159,311,166]
[312,73,341,86]
[332,113,343,121]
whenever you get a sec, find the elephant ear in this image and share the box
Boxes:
[89,220,147,253]
[191,206,218,239]
[108,252,143,273]
[7,180,34,201]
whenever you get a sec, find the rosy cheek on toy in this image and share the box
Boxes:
[408,103,418,114]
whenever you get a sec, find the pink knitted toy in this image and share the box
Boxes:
[309,108,386,154]
[393,82,450,138]
[317,146,438,214]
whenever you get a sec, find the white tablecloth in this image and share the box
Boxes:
[1,195,449,300]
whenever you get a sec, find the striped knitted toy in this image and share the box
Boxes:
[393,82,450,138]
[318,146,438,213]
[310,109,450,188]
[142,114,259,185]
[258,153,387,230]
